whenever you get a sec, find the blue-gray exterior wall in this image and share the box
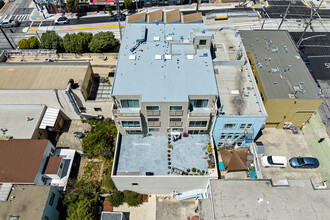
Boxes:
[42,186,61,220]
[212,115,267,146]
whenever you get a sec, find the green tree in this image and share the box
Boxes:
[82,119,117,158]
[124,0,132,10]
[66,0,79,13]
[40,30,63,51]
[104,175,117,192]
[123,190,143,207]
[63,32,93,53]
[64,179,100,205]
[88,32,119,53]
[18,39,30,49]
[28,36,40,49]
[108,191,124,207]
[67,196,99,220]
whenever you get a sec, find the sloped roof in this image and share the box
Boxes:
[147,10,162,23]
[44,156,62,175]
[127,13,146,23]
[182,13,203,23]
[165,9,180,23]
[0,139,48,183]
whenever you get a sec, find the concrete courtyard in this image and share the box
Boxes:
[116,135,210,176]
[257,128,323,185]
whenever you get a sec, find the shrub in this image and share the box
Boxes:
[168,154,171,157]
[18,39,29,49]
[192,168,196,172]
[108,191,124,207]
[207,146,213,153]
[197,169,200,173]
[202,170,205,174]
[89,31,119,53]
[28,36,40,49]
[168,162,171,165]
[63,32,93,53]
[123,190,143,207]
[40,30,63,51]
[168,166,171,169]
[186,168,190,172]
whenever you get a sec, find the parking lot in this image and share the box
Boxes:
[257,128,324,185]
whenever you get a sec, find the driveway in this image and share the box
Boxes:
[257,128,323,185]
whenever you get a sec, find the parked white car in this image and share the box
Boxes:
[261,156,287,168]
[54,16,69,25]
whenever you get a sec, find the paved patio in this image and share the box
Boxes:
[116,135,210,176]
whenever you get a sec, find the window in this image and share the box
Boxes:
[60,163,63,169]
[132,183,139,186]
[189,99,208,108]
[146,106,159,110]
[199,39,207,45]
[121,99,140,108]
[149,128,160,133]
[189,121,207,127]
[122,121,140,128]
[223,123,236,129]
[49,192,55,206]
[234,134,240,139]
[41,176,47,184]
[170,118,182,122]
[237,142,243,147]
[94,108,102,112]
[188,130,208,134]
[227,133,233,140]
[147,118,159,122]
[170,106,182,110]
[239,124,246,129]
[127,130,142,134]
[220,133,226,140]
[239,135,245,140]
[218,142,224,147]
[255,76,258,84]
[247,124,253,129]
[260,92,264,101]
[172,128,183,132]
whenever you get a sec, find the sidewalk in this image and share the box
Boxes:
[302,112,330,186]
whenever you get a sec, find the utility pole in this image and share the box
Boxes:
[278,1,294,30]
[196,0,200,13]
[135,0,138,11]
[116,0,122,41]
[0,27,15,49]
[296,0,324,48]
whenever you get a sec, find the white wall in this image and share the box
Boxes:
[35,141,55,185]
[42,186,61,220]
[112,175,212,194]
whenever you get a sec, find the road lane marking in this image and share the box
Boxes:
[62,25,125,31]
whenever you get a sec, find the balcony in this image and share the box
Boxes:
[113,108,141,117]
[146,110,160,116]
[147,121,161,127]
[189,108,214,117]
[169,121,183,127]
[169,110,183,116]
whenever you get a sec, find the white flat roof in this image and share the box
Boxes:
[39,108,60,129]
[0,104,45,139]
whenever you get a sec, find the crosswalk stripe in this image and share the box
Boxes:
[12,14,30,21]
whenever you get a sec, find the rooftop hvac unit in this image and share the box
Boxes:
[187,55,194,60]
[155,55,162,60]
[165,55,172,60]
[129,55,136,60]
[153,36,160,41]
[166,36,173,41]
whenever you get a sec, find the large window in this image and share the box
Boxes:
[220,133,226,140]
[149,128,160,133]
[127,130,142,134]
[120,99,140,108]
[239,124,246,129]
[170,106,182,110]
[189,121,208,127]
[170,118,182,122]
[49,192,55,206]
[147,118,159,122]
[223,123,236,129]
[146,106,159,110]
[189,99,208,108]
[122,121,140,128]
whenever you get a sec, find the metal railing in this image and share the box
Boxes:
[113,109,140,117]
[146,110,160,116]
[169,121,183,127]
[169,110,183,116]
[147,121,161,127]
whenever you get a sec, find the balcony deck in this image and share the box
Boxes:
[115,134,211,176]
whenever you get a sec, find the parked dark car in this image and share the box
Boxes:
[289,157,320,168]
[109,14,126,21]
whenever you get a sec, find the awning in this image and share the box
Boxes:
[39,108,60,129]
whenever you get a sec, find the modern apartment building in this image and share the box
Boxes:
[111,10,219,194]
[240,30,323,129]
[111,10,219,136]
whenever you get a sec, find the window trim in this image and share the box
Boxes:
[49,192,55,206]
[199,39,207,45]
[246,124,253,129]
[172,128,183,132]
[148,128,160,133]
[121,121,141,128]
[169,106,183,111]
[226,133,233,140]
[147,118,160,122]
[189,98,209,108]
[220,133,226,140]
[239,124,246,129]
[188,120,208,128]
[223,123,237,130]
[127,130,142,134]
[119,99,140,108]
[146,106,160,111]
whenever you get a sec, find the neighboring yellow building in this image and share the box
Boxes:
[240,30,323,129]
